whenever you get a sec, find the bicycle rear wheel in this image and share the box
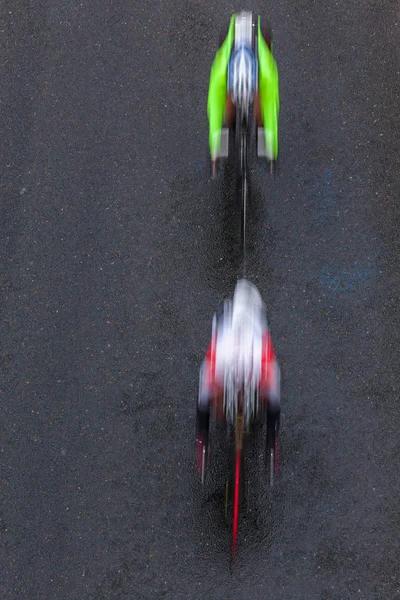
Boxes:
[225,413,245,558]
[232,445,242,557]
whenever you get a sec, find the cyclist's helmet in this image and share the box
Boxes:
[229,12,257,108]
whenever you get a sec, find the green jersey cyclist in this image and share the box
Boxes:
[207,11,280,177]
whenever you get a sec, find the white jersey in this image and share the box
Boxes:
[214,280,267,387]
[198,279,280,416]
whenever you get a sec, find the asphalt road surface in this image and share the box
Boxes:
[1,1,399,599]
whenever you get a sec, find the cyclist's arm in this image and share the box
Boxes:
[257,16,279,160]
[207,15,236,159]
[261,331,281,410]
[259,16,272,50]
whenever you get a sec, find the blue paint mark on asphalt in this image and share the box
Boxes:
[311,168,338,223]
[50,0,74,16]
[194,159,206,172]
[316,264,373,293]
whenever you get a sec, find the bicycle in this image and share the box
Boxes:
[214,13,275,254]
[198,375,280,558]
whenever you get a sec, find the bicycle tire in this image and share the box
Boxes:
[225,410,245,558]
[268,446,275,487]
[196,429,210,484]
[266,413,280,487]
[200,442,208,484]
[241,155,248,251]
[238,120,248,252]
[232,445,242,557]
[225,439,244,558]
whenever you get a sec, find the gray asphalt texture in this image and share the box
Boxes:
[1,1,399,599]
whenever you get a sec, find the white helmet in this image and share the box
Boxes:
[229,47,255,108]
[229,11,256,108]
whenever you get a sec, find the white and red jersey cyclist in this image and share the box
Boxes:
[196,279,281,451]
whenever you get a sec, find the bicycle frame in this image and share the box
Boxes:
[224,378,257,558]
[223,368,259,431]
[232,403,244,557]
[223,373,278,556]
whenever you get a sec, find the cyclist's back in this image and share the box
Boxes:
[207,11,280,175]
[196,280,281,454]
[213,282,264,388]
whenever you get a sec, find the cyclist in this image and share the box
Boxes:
[207,11,280,177]
[196,279,281,473]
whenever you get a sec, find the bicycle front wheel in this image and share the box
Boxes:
[239,129,248,251]
[232,445,242,557]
